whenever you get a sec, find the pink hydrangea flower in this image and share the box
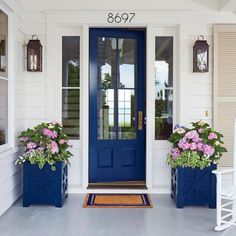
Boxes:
[178,138,190,150]
[208,133,217,140]
[197,142,205,152]
[27,142,37,149]
[171,148,181,160]
[192,137,202,143]
[59,139,67,145]
[203,144,215,156]
[182,143,191,150]
[190,142,197,150]
[42,128,58,139]
[50,141,59,154]
[21,136,29,142]
[51,131,58,139]
[43,128,51,136]
[185,130,199,140]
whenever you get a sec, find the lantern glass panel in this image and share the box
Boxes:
[27,38,42,72]
[197,48,207,72]
[29,49,38,71]
[193,38,209,73]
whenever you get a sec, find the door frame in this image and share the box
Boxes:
[88,28,146,183]
[81,25,155,188]
[54,24,158,192]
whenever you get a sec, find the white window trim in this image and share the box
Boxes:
[57,27,82,149]
[145,26,178,189]
[46,11,179,191]
[0,2,15,152]
[152,27,179,147]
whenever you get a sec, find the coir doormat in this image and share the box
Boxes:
[83,194,153,208]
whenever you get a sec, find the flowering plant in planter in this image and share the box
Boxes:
[166,120,227,169]
[16,121,72,170]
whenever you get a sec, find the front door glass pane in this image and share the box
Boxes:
[98,37,116,89]
[118,89,136,139]
[97,36,137,140]
[118,38,136,88]
[97,89,115,139]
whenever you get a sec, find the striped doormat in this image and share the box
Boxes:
[83,194,153,208]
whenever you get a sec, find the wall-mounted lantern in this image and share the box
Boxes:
[27,35,42,72]
[193,35,209,73]
[0,39,6,72]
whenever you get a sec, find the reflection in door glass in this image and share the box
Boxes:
[97,36,138,140]
[98,37,117,89]
[118,38,136,88]
[97,89,115,139]
[118,90,136,139]
[155,37,173,140]
[97,37,117,140]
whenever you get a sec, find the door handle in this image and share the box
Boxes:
[138,111,143,130]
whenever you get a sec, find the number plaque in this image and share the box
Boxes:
[107,13,135,24]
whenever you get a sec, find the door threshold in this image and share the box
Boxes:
[88,181,147,190]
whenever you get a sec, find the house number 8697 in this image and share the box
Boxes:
[107,13,136,23]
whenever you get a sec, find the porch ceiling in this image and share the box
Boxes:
[18,0,236,13]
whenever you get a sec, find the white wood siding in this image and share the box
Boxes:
[0,150,21,216]
[21,13,232,194]
[1,1,236,218]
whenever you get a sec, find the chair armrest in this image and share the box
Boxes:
[212,169,234,175]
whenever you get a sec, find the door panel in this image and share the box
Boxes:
[89,28,145,183]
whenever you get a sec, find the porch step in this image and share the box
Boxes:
[88,181,147,189]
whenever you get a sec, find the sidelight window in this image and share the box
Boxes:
[62,36,80,139]
[0,10,8,146]
[155,36,173,140]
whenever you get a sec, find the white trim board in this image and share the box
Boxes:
[48,15,178,190]
[0,1,16,149]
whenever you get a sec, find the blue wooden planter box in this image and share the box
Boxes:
[23,161,68,208]
[171,164,216,208]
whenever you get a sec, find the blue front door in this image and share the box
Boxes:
[89,28,146,183]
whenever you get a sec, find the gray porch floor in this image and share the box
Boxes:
[0,194,236,236]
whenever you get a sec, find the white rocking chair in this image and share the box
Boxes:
[213,118,236,231]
